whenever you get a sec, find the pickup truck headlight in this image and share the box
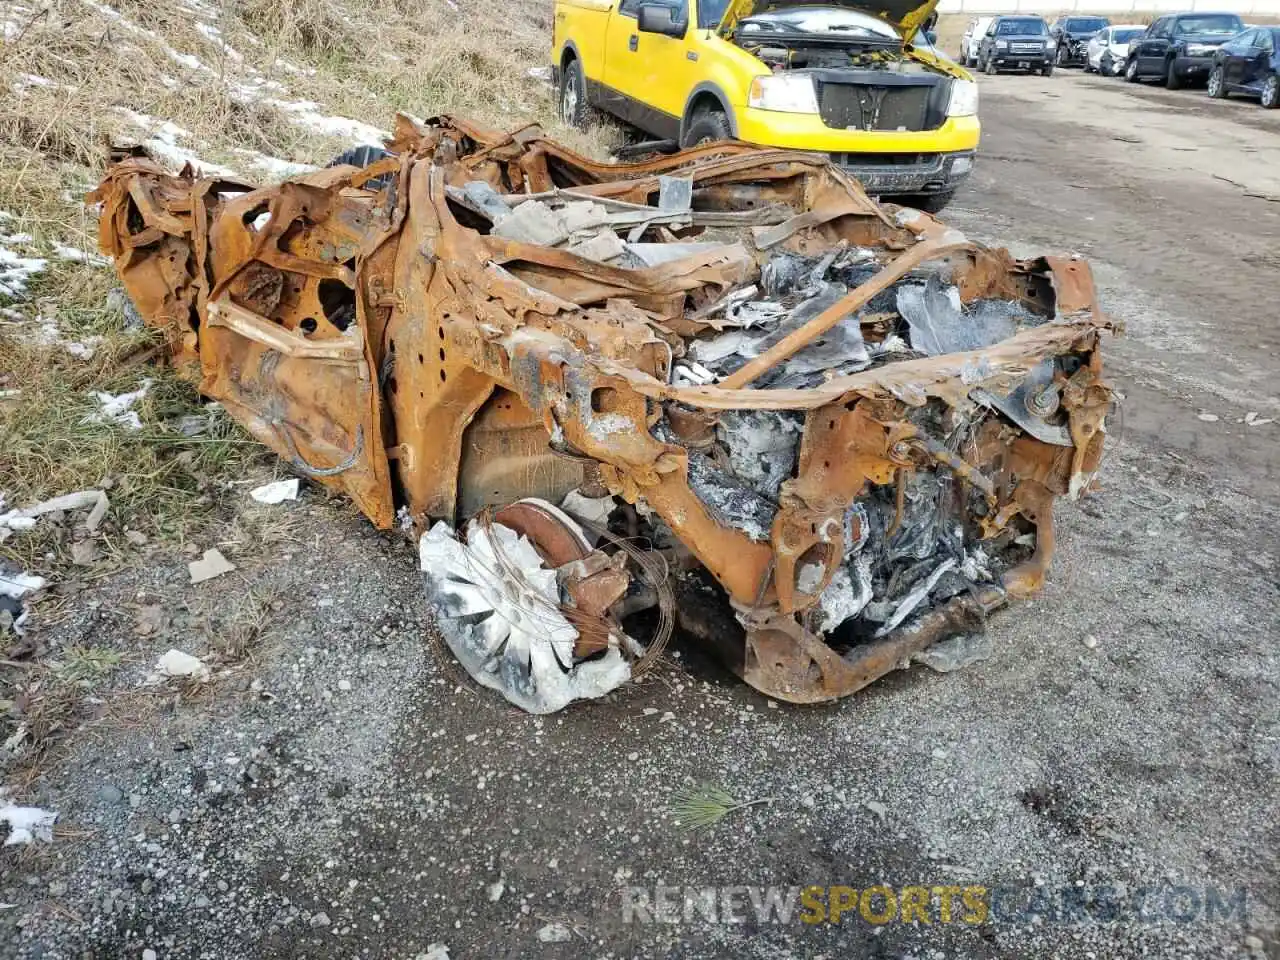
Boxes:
[995,39,1008,50]
[747,75,819,114]
[947,79,979,117]
[1185,43,1214,56]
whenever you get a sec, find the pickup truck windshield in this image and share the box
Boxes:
[997,19,1048,36]
[1064,17,1107,32]
[1112,28,1143,43]
[736,6,900,40]
[1175,15,1243,35]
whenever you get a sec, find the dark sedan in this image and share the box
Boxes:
[1051,15,1110,67]
[1124,12,1246,88]
[1208,26,1280,107]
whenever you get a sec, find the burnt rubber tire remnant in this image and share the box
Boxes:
[327,145,394,189]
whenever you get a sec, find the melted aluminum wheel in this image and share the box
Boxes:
[420,502,633,714]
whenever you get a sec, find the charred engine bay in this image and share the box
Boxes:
[663,249,1052,651]
[92,115,1113,713]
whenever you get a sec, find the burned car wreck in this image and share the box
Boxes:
[91,115,1113,713]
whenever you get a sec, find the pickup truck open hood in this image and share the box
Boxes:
[721,0,939,39]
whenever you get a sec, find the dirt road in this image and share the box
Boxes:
[2,72,1277,960]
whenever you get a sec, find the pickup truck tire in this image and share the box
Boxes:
[681,109,732,148]
[900,190,956,214]
[558,58,598,129]
[1164,58,1183,89]
[1041,63,1054,77]
[1124,57,1140,82]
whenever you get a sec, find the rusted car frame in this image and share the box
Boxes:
[92,115,1112,710]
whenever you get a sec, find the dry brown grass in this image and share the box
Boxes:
[0,0,616,779]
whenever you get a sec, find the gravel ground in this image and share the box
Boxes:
[1,71,1277,960]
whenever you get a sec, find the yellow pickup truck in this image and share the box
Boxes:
[551,0,979,211]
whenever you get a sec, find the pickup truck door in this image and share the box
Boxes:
[602,0,694,138]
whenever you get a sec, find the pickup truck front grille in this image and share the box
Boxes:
[817,82,932,133]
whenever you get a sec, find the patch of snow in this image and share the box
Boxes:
[52,242,108,266]
[193,21,242,61]
[0,803,57,846]
[80,0,209,73]
[11,73,56,93]
[117,109,237,177]
[262,98,388,145]
[232,149,317,179]
[0,247,47,299]
[16,314,104,360]
[273,58,316,76]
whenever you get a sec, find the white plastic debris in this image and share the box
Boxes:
[0,489,109,535]
[249,478,299,504]
[87,379,151,431]
[188,548,236,584]
[150,649,211,684]
[0,571,46,600]
[1,802,58,845]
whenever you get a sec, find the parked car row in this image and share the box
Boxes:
[959,11,1280,109]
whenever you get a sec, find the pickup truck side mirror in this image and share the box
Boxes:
[637,3,687,39]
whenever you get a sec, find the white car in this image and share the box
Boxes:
[1085,24,1146,75]
[961,16,995,67]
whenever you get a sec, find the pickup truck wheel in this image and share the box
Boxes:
[1261,74,1279,109]
[1055,44,1068,66]
[1164,58,1183,89]
[1041,62,1054,77]
[558,59,596,129]
[681,110,732,148]
[1124,57,1140,82]
[899,190,956,214]
[984,56,997,76]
